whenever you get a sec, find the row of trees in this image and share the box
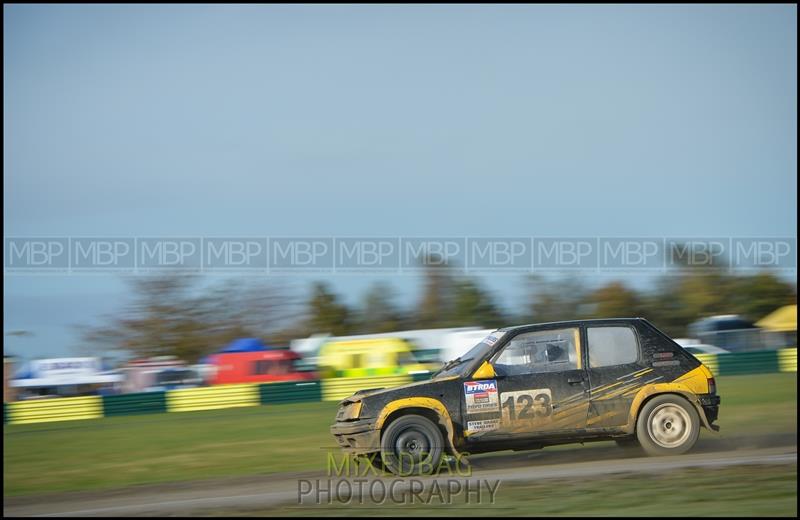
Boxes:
[80,264,796,363]
[79,277,299,363]
[306,267,796,340]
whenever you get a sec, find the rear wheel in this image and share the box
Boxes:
[636,394,700,456]
[380,415,444,476]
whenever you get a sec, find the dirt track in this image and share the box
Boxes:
[4,434,797,517]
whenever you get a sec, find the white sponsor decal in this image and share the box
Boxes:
[467,419,501,433]
[464,380,500,414]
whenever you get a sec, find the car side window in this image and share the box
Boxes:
[587,326,639,368]
[492,328,580,376]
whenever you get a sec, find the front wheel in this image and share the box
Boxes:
[614,437,641,453]
[636,395,700,456]
[380,415,444,476]
[355,453,387,474]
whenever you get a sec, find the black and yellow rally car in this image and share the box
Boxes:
[330,318,720,475]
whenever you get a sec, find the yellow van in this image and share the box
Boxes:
[317,338,436,378]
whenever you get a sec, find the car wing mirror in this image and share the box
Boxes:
[471,360,496,379]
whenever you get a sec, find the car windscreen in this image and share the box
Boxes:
[432,330,506,379]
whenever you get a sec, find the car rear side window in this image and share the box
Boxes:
[587,326,639,368]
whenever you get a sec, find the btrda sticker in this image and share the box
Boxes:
[464,380,499,414]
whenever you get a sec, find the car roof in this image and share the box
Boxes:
[498,317,646,332]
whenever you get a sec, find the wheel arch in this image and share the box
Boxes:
[375,398,460,456]
[627,388,714,434]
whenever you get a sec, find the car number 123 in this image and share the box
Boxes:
[500,389,553,424]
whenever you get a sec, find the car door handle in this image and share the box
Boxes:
[567,377,584,385]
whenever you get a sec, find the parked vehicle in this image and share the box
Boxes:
[687,315,763,351]
[144,367,204,392]
[331,318,720,475]
[317,338,438,378]
[206,349,317,385]
[122,356,189,393]
[290,327,481,368]
[12,357,123,398]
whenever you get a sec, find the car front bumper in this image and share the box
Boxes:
[330,419,380,454]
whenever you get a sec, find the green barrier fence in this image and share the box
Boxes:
[3,350,795,425]
[259,381,322,404]
[102,392,168,417]
[715,351,780,376]
[695,347,796,376]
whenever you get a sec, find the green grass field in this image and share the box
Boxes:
[3,373,797,497]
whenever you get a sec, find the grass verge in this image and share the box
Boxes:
[3,372,796,496]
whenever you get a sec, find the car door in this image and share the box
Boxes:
[584,323,650,430]
[463,326,590,440]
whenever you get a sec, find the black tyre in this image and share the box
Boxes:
[355,453,387,474]
[368,453,388,473]
[380,415,444,476]
[614,437,642,452]
[636,394,700,456]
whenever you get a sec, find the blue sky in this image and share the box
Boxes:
[4,4,797,359]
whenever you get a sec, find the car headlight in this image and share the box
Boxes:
[339,401,362,420]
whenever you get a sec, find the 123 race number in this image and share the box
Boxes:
[500,389,553,424]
